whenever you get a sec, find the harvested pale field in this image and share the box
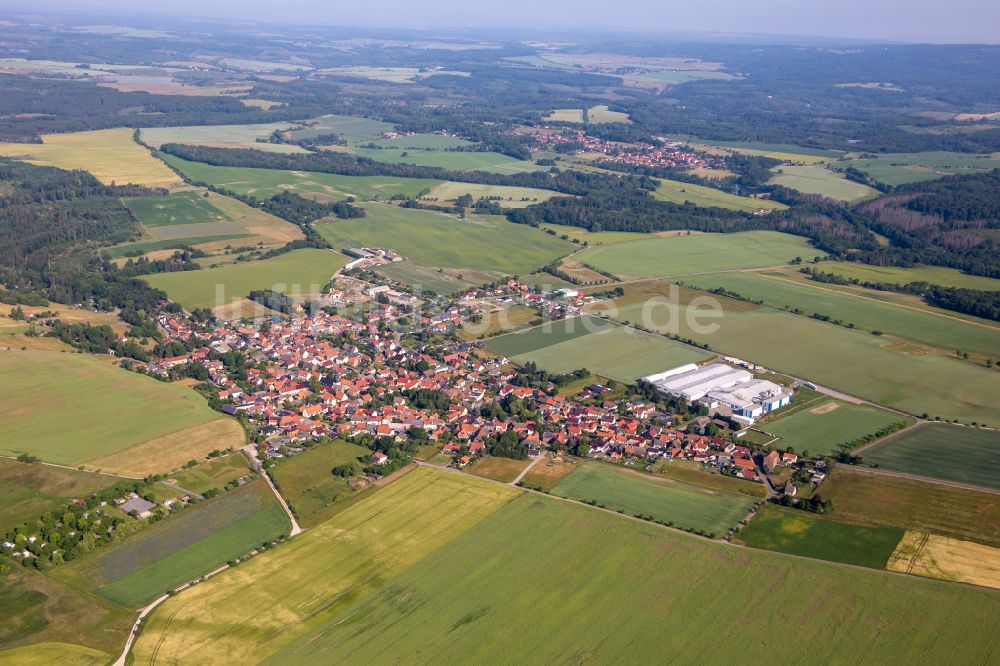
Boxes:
[0,129,181,187]
[888,531,1000,590]
[518,453,580,490]
[83,418,245,476]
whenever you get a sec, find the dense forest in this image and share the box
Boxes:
[0,158,171,317]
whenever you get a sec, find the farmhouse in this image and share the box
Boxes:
[644,363,792,425]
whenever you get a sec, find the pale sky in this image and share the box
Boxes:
[7,0,1000,43]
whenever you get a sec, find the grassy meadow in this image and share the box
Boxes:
[487,316,711,382]
[680,271,1000,356]
[160,154,442,201]
[0,568,133,661]
[860,424,1000,489]
[51,480,288,608]
[143,248,350,311]
[130,468,518,664]
[835,152,1000,186]
[425,181,561,207]
[767,165,879,202]
[284,114,394,142]
[0,128,181,187]
[575,231,815,278]
[760,397,908,456]
[653,178,787,212]
[123,191,229,227]
[820,467,1000,548]
[0,460,124,532]
[264,492,1000,664]
[269,440,371,525]
[140,122,309,154]
[738,505,904,569]
[816,261,1000,291]
[315,204,572,274]
[169,452,250,495]
[0,352,231,466]
[551,461,755,536]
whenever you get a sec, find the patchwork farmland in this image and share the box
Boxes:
[50,479,289,608]
[680,271,1000,357]
[315,204,572,275]
[264,490,1000,664]
[600,286,1000,424]
[142,247,350,311]
[486,316,711,382]
[160,154,442,201]
[130,468,518,663]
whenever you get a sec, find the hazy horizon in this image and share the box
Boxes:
[3,0,999,44]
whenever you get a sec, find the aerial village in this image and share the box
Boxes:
[121,263,816,497]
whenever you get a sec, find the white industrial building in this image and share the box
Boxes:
[644,363,793,425]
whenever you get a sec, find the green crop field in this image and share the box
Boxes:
[143,248,349,310]
[816,261,1000,291]
[680,272,1000,357]
[0,460,123,533]
[51,480,288,608]
[160,154,442,201]
[130,468,518,664]
[821,467,1000,548]
[551,461,755,535]
[140,123,309,154]
[169,453,250,495]
[351,146,544,174]
[315,204,572,274]
[269,440,372,525]
[738,505,904,568]
[486,316,710,381]
[653,178,787,212]
[376,261,494,295]
[264,492,1000,664]
[575,231,815,278]
[0,568,133,661]
[603,288,1000,424]
[835,152,1000,186]
[122,191,228,227]
[425,181,561,207]
[0,352,227,466]
[486,315,614,356]
[759,398,908,456]
[285,114,395,142]
[768,165,879,202]
[860,424,1000,489]
[368,133,472,149]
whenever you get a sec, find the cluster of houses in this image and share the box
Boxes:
[112,271,834,497]
[528,129,725,171]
